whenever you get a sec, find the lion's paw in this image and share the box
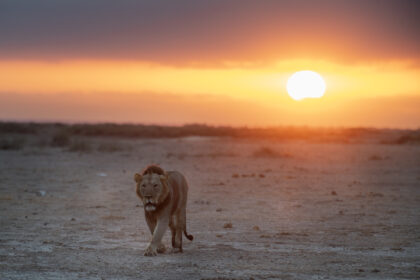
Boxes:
[157,244,166,253]
[170,247,183,254]
[144,245,157,256]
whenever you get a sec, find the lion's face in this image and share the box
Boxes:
[134,172,169,212]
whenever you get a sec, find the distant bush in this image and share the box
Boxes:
[166,151,236,159]
[50,130,71,147]
[0,138,25,150]
[394,133,420,144]
[195,152,237,158]
[252,147,291,158]
[97,142,126,153]
[67,123,235,138]
[368,155,383,161]
[379,131,420,145]
[1,122,419,145]
[34,138,49,148]
[0,122,38,134]
[68,140,92,153]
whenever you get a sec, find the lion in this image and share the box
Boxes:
[134,165,193,256]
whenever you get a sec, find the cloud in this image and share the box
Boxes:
[0,0,419,65]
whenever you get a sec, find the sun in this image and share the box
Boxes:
[286,71,326,101]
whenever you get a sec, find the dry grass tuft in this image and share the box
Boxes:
[68,140,92,153]
[223,222,233,229]
[252,147,292,158]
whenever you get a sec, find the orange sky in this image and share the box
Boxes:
[0,0,419,128]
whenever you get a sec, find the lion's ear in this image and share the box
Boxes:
[159,173,169,181]
[134,173,143,183]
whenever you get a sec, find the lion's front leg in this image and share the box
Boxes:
[144,215,169,256]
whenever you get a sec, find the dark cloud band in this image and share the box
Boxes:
[0,0,419,64]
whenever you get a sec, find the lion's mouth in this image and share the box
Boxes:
[145,202,157,212]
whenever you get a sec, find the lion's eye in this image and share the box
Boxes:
[153,184,158,188]
[141,185,146,188]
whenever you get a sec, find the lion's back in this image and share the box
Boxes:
[167,171,189,207]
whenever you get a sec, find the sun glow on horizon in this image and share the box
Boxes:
[0,59,419,127]
[286,71,326,101]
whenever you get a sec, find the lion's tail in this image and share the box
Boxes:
[184,228,194,241]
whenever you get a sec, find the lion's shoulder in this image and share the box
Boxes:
[167,171,187,186]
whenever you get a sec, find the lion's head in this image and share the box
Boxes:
[134,166,169,212]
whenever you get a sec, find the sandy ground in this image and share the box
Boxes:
[0,136,419,279]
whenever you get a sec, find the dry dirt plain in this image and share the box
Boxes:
[0,135,419,279]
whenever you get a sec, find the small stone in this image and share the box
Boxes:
[331,191,337,195]
[252,225,260,231]
[259,174,265,178]
[37,190,46,197]
[216,208,222,212]
[71,218,76,221]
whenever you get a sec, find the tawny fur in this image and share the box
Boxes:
[134,165,193,256]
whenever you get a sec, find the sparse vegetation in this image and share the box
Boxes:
[97,142,126,153]
[0,122,419,145]
[393,133,420,144]
[68,140,92,153]
[0,122,38,134]
[252,147,292,158]
[166,151,236,159]
[369,155,384,161]
[0,138,25,150]
[50,130,71,147]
